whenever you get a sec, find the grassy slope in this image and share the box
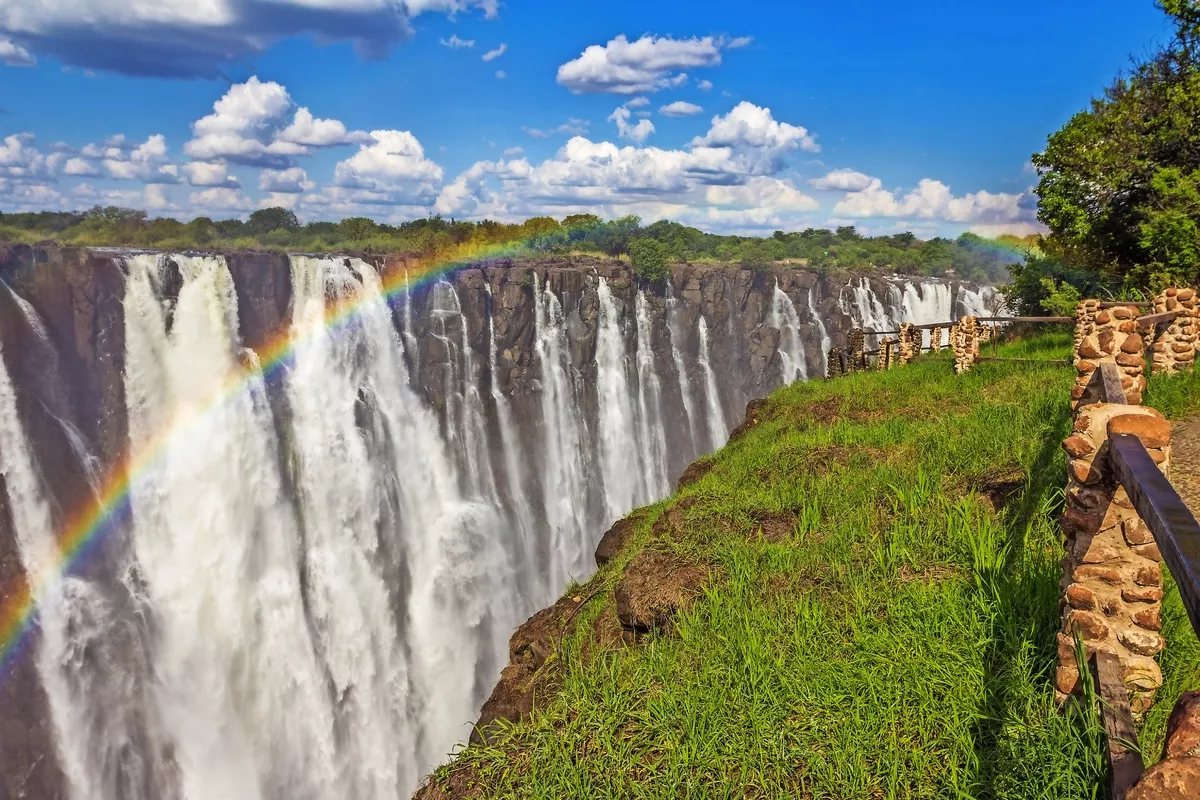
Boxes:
[430,332,1200,799]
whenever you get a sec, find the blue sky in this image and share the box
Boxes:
[0,0,1177,236]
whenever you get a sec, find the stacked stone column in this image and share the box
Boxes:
[897,323,916,364]
[1056,400,1170,711]
[950,316,979,374]
[929,326,943,354]
[1073,299,1101,369]
[878,338,895,370]
[1071,304,1146,409]
[1150,288,1198,375]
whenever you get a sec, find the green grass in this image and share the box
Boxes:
[428,332,1199,799]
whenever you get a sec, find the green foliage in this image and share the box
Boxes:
[432,334,1189,797]
[739,238,780,272]
[628,237,669,282]
[1000,252,1106,316]
[0,205,1022,280]
[246,207,300,236]
[1034,1,1200,289]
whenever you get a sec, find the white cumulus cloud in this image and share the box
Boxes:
[440,34,474,48]
[556,34,746,94]
[609,106,655,144]
[808,168,873,192]
[0,36,35,66]
[659,100,703,117]
[182,161,239,188]
[185,76,367,167]
[435,103,823,233]
[482,42,506,61]
[260,167,314,193]
[332,129,444,205]
[832,176,1035,225]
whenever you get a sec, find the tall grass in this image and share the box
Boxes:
[428,335,1198,798]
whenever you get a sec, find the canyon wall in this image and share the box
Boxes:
[0,244,997,799]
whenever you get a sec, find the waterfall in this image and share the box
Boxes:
[665,285,699,460]
[634,289,669,501]
[401,268,419,373]
[287,256,517,792]
[486,283,543,601]
[532,272,591,586]
[839,277,892,345]
[697,316,727,451]
[957,284,997,318]
[595,277,641,522]
[123,253,341,800]
[0,250,997,798]
[807,285,832,373]
[430,278,496,500]
[771,281,807,382]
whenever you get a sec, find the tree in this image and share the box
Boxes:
[740,240,778,273]
[836,225,858,241]
[1034,0,1200,289]
[629,238,669,282]
[246,207,300,236]
[338,217,379,240]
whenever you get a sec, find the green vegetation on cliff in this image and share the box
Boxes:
[0,207,1022,283]
[422,334,1200,799]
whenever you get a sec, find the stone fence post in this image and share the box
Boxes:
[898,323,916,364]
[929,326,943,354]
[1150,288,1198,375]
[878,338,894,370]
[950,316,979,374]
[1074,299,1101,369]
[1071,304,1146,409]
[1056,313,1169,713]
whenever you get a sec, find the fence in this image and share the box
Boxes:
[826,289,1200,797]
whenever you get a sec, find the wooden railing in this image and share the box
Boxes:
[1060,296,1200,798]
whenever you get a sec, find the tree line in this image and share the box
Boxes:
[0,205,1024,283]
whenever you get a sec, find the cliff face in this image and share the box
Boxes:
[0,244,996,799]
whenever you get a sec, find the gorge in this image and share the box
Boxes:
[0,245,998,800]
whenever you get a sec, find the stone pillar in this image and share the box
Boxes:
[1056,400,1170,711]
[848,328,865,357]
[898,323,915,364]
[879,338,895,370]
[1071,304,1146,409]
[1150,288,1198,375]
[1073,299,1101,368]
[929,326,943,354]
[950,316,979,374]
[827,347,839,378]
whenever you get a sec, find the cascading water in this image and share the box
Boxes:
[807,285,832,373]
[532,272,592,587]
[485,283,543,601]
[634,290,670,502]
[124,253,341,800]
[0,249,998,799]
[665,284,699,461]
[771,281,807,382]
[595,278,642,522]
[957,284,998,318]
[697,316,727,452]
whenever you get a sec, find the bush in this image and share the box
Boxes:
[629,238,669,283]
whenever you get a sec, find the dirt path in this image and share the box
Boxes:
[1170,418,1200,516]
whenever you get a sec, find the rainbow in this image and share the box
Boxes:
[0,235,542,680]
